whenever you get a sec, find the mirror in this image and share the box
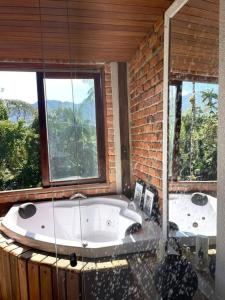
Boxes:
[168,0,218,282]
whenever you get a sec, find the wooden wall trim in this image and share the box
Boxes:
[111,62,122,193]
[0,62,105,71]
[36,72,50,187]
[118,62,131,197]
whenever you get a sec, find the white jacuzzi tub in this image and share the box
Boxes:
[1,195,160,258]
[169,193,217,244]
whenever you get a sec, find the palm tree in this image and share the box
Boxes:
[201,89,218,114]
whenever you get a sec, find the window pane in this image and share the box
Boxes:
[44,77,99,182]
[0,71,41,190]
[179,81,218,181]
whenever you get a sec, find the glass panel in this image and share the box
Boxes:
[80,193,160,300]
[179,81,218,181]
[46,75,84,298]
[0,71,41,190]
[168,1,218,298]
[47,72,161,299]
[44,77,98,182]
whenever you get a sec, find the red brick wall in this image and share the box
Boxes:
[129,19,164,204]
[169,181,217,195]
[0,63,117,206]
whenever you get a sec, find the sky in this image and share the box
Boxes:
[182,81,219,112]
[182,81,219,97]
[0,71,93,104]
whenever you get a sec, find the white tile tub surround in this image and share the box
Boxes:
[1,195,160,258]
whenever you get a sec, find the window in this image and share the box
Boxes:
[0,71,41,190]
[37,71,106,186]
[169,80,218,181]
[0,70,106,191]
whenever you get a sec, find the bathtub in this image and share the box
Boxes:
[169,193,217,244]
[1,195,160,258]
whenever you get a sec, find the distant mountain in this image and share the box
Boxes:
[32,94,96,125]
[6,92,96,126]
[32,100,77,111]
[4,99,35,124]
[78,89,96,126]
[5,82,97,126]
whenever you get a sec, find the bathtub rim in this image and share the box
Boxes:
[0,194,161,258]
[2,195,142,248]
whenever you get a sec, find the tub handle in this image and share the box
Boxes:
[82,241,88,248]
[69,253,77,267]
[18,203,37,219]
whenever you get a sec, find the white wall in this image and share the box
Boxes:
[164,1,225,297]
[215,0,225,298]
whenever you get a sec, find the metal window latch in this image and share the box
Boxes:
[69,253,77,267]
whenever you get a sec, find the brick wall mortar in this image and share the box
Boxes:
[129,18,164,206]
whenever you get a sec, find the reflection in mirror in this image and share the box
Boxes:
[168,0,219,291]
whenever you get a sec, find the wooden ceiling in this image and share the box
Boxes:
[170,0,219,80]
[0,0,173,63]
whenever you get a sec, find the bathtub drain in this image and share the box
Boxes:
[107,220,112,226]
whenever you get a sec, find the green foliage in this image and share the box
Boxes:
[0,100,8,120]
[201,89,218,114]
[178,108,218,181]
[16,116,41,188]
[0,106,41,190]
[4,99,35,122]
[0,89,98,189]
[47,106,98,180]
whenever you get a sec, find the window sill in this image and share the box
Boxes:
[0,182,116,204]
[169,180,217,183]
[169,180,217,194]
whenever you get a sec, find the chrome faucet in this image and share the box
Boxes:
[69,193,87,200]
